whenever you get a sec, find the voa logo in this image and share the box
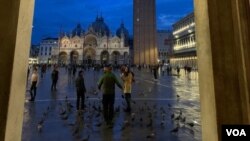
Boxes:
[226,129,246,136]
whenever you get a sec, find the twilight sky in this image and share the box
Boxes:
[31,0,193,44]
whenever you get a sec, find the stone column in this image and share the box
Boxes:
[194,0,250,140]
[0,0,34,141]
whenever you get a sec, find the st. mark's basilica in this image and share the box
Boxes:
[50,15,130,65]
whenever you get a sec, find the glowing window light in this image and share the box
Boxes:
[173,22,195,35]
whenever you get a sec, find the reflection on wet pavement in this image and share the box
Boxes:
[22,68,201,141]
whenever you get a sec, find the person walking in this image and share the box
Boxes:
[29,68,39,101]
[51,66,59,91]
[176,66,180,75]
[153,65,158,80]
[75,70,86,111]
[121,66,134,113]
[98,65,123,127]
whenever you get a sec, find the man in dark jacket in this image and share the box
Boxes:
[75,70,86,111]
[98,65,123,127]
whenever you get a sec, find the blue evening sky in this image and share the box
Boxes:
[31,0,193,44]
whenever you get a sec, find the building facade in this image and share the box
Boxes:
[29,45,39,64]
[133,0,158,65]
[50,16,130,65]
[38,38,58,64]
[157,30,173,64]
[170,13,197,69]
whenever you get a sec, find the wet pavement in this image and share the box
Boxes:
[22,67,201,141]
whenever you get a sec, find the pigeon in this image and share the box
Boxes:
[186,122,195,127]
[160,120,165,127]
[146,132,155,138]
[140,117,143,122]
[98,105,102,112]
[131,117,135,122]
[171,113,175,120]
[131,100,136,104]
[146,118,153,128]
[175,115,181,121]
[60,109,66,115]
[72,126,80,136]
[92,105,98,111]
[181,117,186,123]
[161,113,166,120]
[138,92,144,95]
[67,102,74,108]
[170,126,179,134]
[43,111,48,117]
[93,90,98,95]
[81,135,90,141]
[115,106,120,113]
[120,124,126,131]
[179,110,182,116]
[46,106,50,111]
[68,123,75,127]
[61,114,69,120]
[95,122,102,127]
[95,113,101,118]
[168,104,172,109]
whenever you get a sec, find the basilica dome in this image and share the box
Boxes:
[89,16,110,36]
[116,22,129,46]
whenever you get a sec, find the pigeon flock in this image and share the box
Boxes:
[33,92,199,141]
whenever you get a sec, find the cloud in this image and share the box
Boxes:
[157,14,188,30]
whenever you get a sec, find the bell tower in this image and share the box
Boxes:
[133,0,158,65]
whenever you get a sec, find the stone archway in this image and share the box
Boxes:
[70,50,79,65]
[100,50,109,65]
[111,51,120,65]
[123,52,129,64]
[58,51,67,65]
[83,47,96,65]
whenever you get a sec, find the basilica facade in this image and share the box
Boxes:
[51,16,130,65]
